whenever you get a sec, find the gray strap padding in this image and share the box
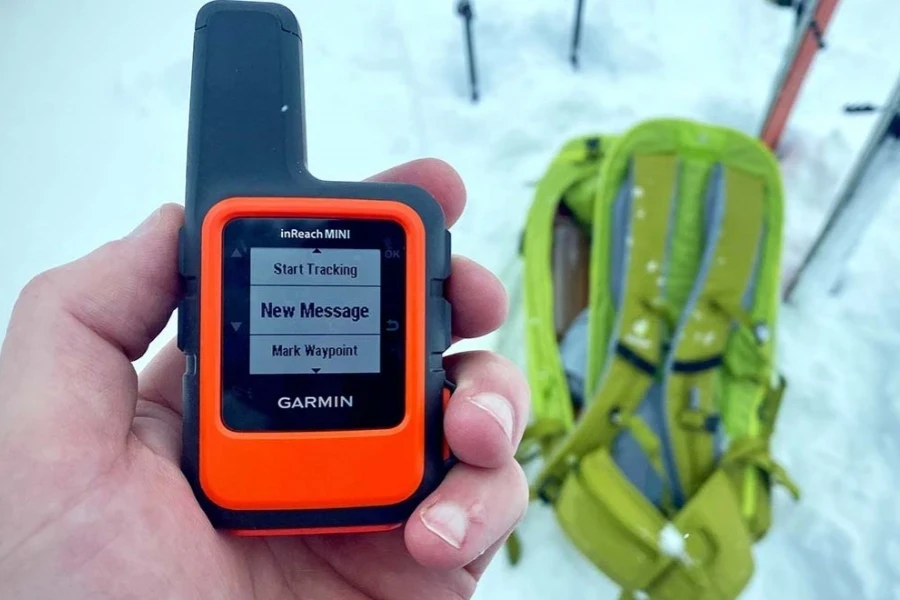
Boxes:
[655,163,727,509]
[610,160,682,506]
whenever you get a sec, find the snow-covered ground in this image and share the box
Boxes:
[2,0,899,598]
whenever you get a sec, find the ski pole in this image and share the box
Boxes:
[759,0,841,150]
[795,0,806,29]
[784,72,900,301]
[842,104,900,138]
[571,0,586,68]
[843,103,879,113]
[765,0,805,28]
[456,1,479,102]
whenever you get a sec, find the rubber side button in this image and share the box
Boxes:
[443,230,452,279]
[177,226,188,277]
[438,299,452,351]
[177,300,187,351]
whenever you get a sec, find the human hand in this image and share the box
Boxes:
[0,159,530,600]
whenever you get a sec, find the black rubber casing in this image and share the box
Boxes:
[178,1,451,531]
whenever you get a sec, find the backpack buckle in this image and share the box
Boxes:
[679,409,721,433]
[585,137,601,160]
[752,323,770,344]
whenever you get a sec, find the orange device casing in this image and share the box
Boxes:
[199,198,427,513]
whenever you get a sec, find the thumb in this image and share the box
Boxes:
[0,204,183,452]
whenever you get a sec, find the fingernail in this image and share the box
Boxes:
[127,208,161,239]
[421,501,468,549]
[470,393,514,442]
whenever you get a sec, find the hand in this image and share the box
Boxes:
[0,159,530,600]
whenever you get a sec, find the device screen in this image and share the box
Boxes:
[220,217,406,432]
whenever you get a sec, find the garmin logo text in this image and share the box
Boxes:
[278,396,354,409]
[279,229,351,240]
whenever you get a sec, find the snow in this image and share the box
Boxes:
[2,0,900,598]
[658,523,691,565]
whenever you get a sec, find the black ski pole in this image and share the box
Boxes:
[889,113,900,139]
[571,0,585,68]
[843,103,900,138]
[843,103,879,114]
[456,1,479,102]
[785,74,900,301]
[795,0,805,29]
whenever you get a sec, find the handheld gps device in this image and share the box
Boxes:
[178,0,453,534]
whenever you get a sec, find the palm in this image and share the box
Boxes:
[0,414,478,600]
[127,438,478,600]
[239,527,476,600]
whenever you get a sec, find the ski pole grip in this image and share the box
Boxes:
[843,103,878,114]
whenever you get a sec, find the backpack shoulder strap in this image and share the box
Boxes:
[533,152,681,501]
[520,136,612,455]
[659,164,768,505]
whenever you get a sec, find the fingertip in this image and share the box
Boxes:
[410,157,467,223]
[445,392,515,469]
[158,202,185,225]
[447,256,508,340]
[367,158,467,227]
[145,203,184,243]
[404,502,461,570]
[124,203,183,241]
[404,461,530,570]
[442,349,532,466]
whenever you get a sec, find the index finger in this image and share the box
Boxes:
[368,158,467,227]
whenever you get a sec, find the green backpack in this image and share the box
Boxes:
[511,118,800,600]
